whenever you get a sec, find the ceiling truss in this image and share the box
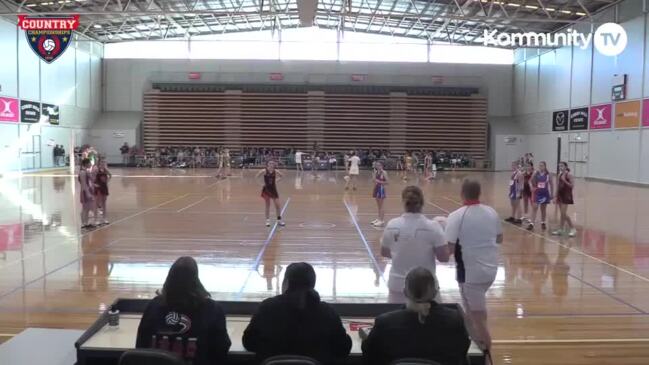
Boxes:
[0,0,622,44]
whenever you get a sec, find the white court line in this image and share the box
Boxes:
[20,174,221,178]
[150,211,266,215]
[176,196,211,213]
[81,193,190,237]
[440,195,649,285]
[0,194,190,270]
[426,200,450,214]
[494,338,649,344]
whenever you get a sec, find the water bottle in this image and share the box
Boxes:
[107,306,120,328]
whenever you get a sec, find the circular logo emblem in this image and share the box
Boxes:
[594,23,627,56]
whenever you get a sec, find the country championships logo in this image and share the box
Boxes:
[484,22,628,56]
[18,15,80,63]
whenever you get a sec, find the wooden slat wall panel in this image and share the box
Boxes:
[143,90,487,158]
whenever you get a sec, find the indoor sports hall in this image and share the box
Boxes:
[1,0,649,364]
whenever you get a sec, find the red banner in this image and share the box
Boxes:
[18,15,80,30]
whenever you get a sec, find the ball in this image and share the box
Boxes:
[43,39,56,52]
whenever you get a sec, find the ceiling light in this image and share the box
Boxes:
[546,7,555,12]
[525,5,538,9]
[93,24,102,28]
[26,3,37,6]
[507,3,521,7]
[560,10,572,14]
[575,12,586,16]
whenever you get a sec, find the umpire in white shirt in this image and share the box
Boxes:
[445,178,502,356]
[381,186,450,302]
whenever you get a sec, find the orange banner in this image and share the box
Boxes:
[615,100,641,128]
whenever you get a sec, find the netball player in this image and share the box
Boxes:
[371,162,388,227]
[256,161,285,227]
[94,160,112,225]
[521,162,534,221]
[527,161,553,231]
[295,150,304,171]
[553,162,576,237]
[423,152,432,174]
[223,148,232,176]
[403,152,414,180]
[505,161,523,225]
[78,158,96,229]
[345,151,361,191]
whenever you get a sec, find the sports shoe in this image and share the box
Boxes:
[541,222,547,230]
[372,220,385,227]
[513,219,523,225]
[371,219,379,225]
[277,220,286,227]
[551,229,563,236]
[568,229,577,237]
[527,223,534,231]
[265,219,271,227]
[504,217,515,223]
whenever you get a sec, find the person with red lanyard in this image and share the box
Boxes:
[527,161,553,231]
[445,179,502,364]
[552,162,576,237]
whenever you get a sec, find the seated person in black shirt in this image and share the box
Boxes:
[362,267,470,365]
[136,256,231,365]
[243,262,352,364]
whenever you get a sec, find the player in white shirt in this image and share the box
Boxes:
[445,179,502,356]
[295,150,303,171]
[345,151,361,191]
[381,186,450,302]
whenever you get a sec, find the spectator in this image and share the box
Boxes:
[381,186,449,302]
[120,142,130,166]
[445,178,502,356]
[59,145,65,166]
[243,262,352,364]
[136,256,231,365]
[361,267,470,365]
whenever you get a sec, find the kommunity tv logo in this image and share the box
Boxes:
[484,23,627,56]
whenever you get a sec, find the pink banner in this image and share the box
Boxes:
[589,103,612,129]
[0,96,19,123]
[643,99,649,127]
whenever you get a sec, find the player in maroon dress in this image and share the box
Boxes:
[552,162,576,237]
[78,158,96,229]
[256,161,285,227]
[94,160,112,225]
[505,161,523,225]
[521,162,534,222]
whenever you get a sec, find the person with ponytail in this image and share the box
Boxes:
[381,186,449,303]
[136,256,231,365]
[243,262,351,364]
[362,267,470,365]
[553,161,577,237]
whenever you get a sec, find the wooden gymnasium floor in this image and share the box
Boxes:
[1,168,649,364]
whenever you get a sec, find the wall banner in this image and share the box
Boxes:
[0,96,19,123]
[20,100,41,123]
[41,103,59,125]
[589,103,612,130]
[552,110,568,131]
[569,107,588,130]
[615,100,640,128]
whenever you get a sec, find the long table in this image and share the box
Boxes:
[75,299,484,365]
